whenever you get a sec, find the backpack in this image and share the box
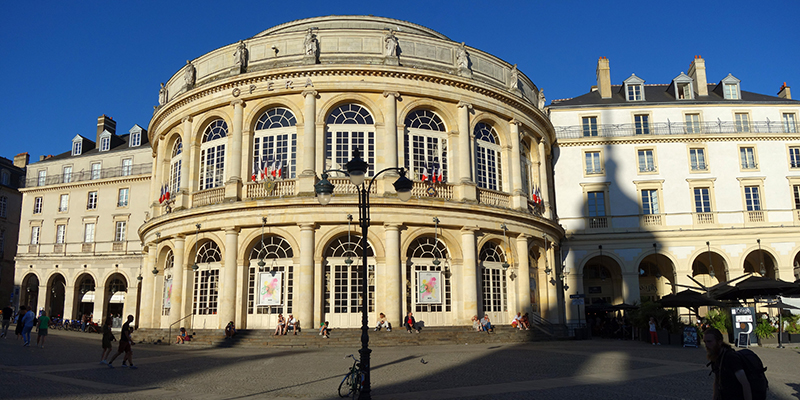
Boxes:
[735,349,769,400]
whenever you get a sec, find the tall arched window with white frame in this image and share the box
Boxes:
[404,109,448,182]
[199,119,227,190]
[323,234,375,328]
[479,241,508,319]
[169,137,182,193]
[253,108,297,180]
[246,235,295,329]
[405,236,452,326]
[325,104,375,176]
[474,122,502,191]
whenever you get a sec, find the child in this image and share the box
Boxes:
[176,327,190,344]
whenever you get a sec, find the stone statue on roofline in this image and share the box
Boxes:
[538,88,546,110]
[304,28,319,64]
[233,40,248,73]
[158,83,168,105]
[184,60,196,89]
[456,42,472,78]
[384,29,398,57]
[509,64,520,91]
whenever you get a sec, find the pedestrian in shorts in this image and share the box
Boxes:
[36,311,50,348]
[100,317,116,364]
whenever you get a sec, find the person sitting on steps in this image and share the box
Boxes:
[320,321,330,338]
[176,327,191,344]
[275,314,286,336]
[472,315,483,331]
[404,311,421,333]
[286,315,299,335]
[480,315,493,333]
[225,321,236,339]
[374,312,392,332]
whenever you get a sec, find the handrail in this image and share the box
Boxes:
[528,313,555,337]
[168,313,195,345]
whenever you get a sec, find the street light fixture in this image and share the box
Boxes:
[432,217,441,266]
[757,239,766,276]
[192,224,201,272]
[706,241,715,279]
[258,217,267,269]
[313,148,413,400]
[543,234,552,275]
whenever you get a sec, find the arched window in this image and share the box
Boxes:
[193,240,221,315]
[324,234,375,320]
[474,122,502,191]
[162,249,173,316]
[169,137,182,193]
[406,236,451,315]
[253,108,297,180]
[248,236,295,316]
[479,241,507,313]
[404,110,448,182]
[200,119,228,190]
[326,104,375,176]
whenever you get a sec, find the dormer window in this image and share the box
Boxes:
[129,125,144,147]
[72,135,83,156]
[623,74,645,101]
[99,131,111,152]
[720,74,741,100]
[672,72,694,100]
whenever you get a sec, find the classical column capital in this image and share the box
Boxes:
[457,101,473,110]
[298,222,317,230]
[181,115,193,123]
[230,99,245,108]
[174,235,186,242]
[384,222,403,230]
[509,118,521,126]
[516,233,531,241]
[224,226,241,234]
[302,89,318,98]
[460,226,480,234]
[383,91,400,99]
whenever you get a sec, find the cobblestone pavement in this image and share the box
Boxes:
[1,329,799,399]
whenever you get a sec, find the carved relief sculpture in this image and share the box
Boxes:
[456,42,469,70]
[233,40,249,73]
[184,60,196,89]
[538,88,546,110]
[384,29,398,57]
[304,28,318,56]
[158,83,168,105]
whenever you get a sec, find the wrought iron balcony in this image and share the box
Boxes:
[25,163,152,188]
[556,120,800,140]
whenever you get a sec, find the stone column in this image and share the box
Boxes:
[538,139,552,218]
[139,246,156,328]
[298,223,316,330]
[177,116,192,210]
[383,92,400,170]
[220,227,239,328]
[515,234,531,314]
[63,285,75,320]
[225,100,244,201]
[93,286,106,323]
[298,90,318,195]
[621,272,641,305]
[123,283,139,324]
[509,120,527,211]
[151,137,167,214]
[169,237,185,328]
[37,284,48,315]
[461,227,478,322]
[457,102,472,183]
[384,223,402,326]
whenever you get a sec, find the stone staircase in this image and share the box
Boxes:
[134,324,568,349]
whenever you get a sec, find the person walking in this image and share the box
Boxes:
[21,306,35,346]
[14,306,26,339]
[704,328,753,400]
[100,318,116,364]
[1,303,14,338]
[36,311,50,348]
[107,315,136,369]
[649,317,661,345]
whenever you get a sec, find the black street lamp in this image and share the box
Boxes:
[314,148,413,399]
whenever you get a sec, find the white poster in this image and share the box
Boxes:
[417,271,442,304]
[163,278,172,309]
[257,271,283,306]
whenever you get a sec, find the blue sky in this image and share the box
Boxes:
[2,1,798,163]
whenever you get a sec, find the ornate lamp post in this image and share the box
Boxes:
[314,148,413,399]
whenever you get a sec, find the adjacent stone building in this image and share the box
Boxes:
[550,57,800,323]
[14,116,151,322]
[0,154,27,304]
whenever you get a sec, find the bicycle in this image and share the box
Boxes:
[338,354,364,398]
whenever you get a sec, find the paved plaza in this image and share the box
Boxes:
[1,330,799,399]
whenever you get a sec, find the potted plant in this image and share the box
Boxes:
[784,314,800,343]
[755,315,778,346]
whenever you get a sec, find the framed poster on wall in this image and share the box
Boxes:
[257,271,283,306]
[417,271,442,304]
[163,278,172,309]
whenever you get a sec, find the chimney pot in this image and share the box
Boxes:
[778,83,791,99]
[688,56,708,96]
[596,57,612,99]
[13,152,29,168]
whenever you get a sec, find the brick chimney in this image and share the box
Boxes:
[596,57,612,99]
[96,115,116,144]
[778,82,791,99]
[13,152,29,168]
[688,56,708,96]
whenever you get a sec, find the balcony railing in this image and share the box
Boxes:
[747,210,765,223]
[695,212,715,225]
[192,187,225,207]
[245,180,296,198]
[556,120,800,140]
[640,214,663,227]
[588,217,608,229]
[82,243,95,253]
[410,182,453,200]
[477,188,510,209]
[25,163,152,188]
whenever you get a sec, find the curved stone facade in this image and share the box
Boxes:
[140,16,563,330]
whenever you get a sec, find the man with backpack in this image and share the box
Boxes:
[704,328,768,400]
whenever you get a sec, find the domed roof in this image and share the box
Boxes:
[254,15,450,41]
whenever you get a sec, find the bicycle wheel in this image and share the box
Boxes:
[351,372,364,399]
[338,372,355,398]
